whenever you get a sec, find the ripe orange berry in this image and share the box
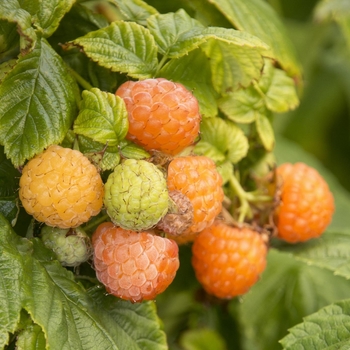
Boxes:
[275,162,335,243]
[92,222,179,302]
[19,145,104,228]
[166,156,224,242]
[116,78,201,155]
[192,221,267,299]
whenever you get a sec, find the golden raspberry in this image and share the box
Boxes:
[192,221,267,299]
[92,222,179,302]
[116,78,201,155]
[19,145,104,228]
[275,162,335,243]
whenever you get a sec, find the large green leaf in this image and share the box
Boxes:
[280,298,350,349]
[0,37,78,167]
[69,21,158,79]
[207,0,301,78]
[0,214,168,349]
[16,0,76,38]
[159,49,217,117]
[0,0,36,52]
[237,249,350,350]
[275,231,350,280]
[74,88,129,146]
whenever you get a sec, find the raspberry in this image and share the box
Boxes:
[166,156,224,241]
[104,159,169,231]
[116,78,201,155]
[274,162,335,243]
[92,222,179,302]
[192,221,267,299]
[19,145,104,228]
[41,225,92,267]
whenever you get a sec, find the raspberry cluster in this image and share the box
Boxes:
[18,77,335,302]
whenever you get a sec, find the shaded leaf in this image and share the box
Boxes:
[280,298,350,349]
[0,0,36,52]
[207,0,301,78]
[237,249,350,350]
[16,323,46,350]
[69,21,158,79]
[0,37,78,167]
[256,113,275,151]
[180,328,227,350]
[314,0,350,21]
[0,20,20,59]
[159,49,217,117]
[17,0,75,38]
[74,88,129,146]
[110,0,158,26]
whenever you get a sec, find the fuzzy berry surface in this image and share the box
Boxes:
[275,162,335,243]
[104,159,169,231]
[116,78,201,155]
[166,156,224,239]
[192,221,267,299]
[19,145,104,228]
[92,222,179,302]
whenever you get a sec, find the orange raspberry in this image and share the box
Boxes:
[165,156,224,242]
[116,78,201,155]
[192,221,267,299]
[19,145,104,228]
[275,162,335,243]
[92,222,179,302]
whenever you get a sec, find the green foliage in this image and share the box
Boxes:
[1,0,349,349]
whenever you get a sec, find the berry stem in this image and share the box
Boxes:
[67,67,94,91]
[82,212,110,234]
[155,55,169,77]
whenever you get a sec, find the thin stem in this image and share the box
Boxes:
[68,67,93,91]
[154,55,169,77]
[83,212,110,234]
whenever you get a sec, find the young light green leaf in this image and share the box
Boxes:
[207,0,301,78]
[69,21,158,79]
[159,49,217,117]
[74,88,129,146]
[280,298,350,349]
[16,323,46,350]
[110,0,159,26]
[258,59,299,112]
[256,113,275,151]
[237,249,350,350]
[194,141,226,163]
[0,37,78,167]
[88,286,168,350]
[119,140,150,160]
[219,87,264,123]
[147,9,205,57]
[16,0,75,38]
[195,117,249,164]
[275,231,350,280]
[0,0,36,52]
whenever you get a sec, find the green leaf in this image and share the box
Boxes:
[207,0,301,78]
[314,0,350,22]
[256,113,275,151]
[179,328,227,350]
[0,36,78,167]
[0,200,19,227]
[147,9,205,57]
[74,88,129,146]
[0,20,20,60]
[275,231,350,280]
[0,59,17,82]
[201,31,267,94]
[16,323,46,350]
[280,298,350,349]
[110,0,159,26]
[159,49,218,117]
[195,117,248,164]
[16,0,75,38]
[87,61,119,93]
[237,249,350,350]
[194,141,226,163]
[258,59,299,113]
[69,21,158,79]
[88,286,168,350]
[0,0,36,52]
[219,87,263,123]
[119,140,150,160]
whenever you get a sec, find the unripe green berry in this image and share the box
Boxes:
[41,226,92,267]
[104,159,169,231]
